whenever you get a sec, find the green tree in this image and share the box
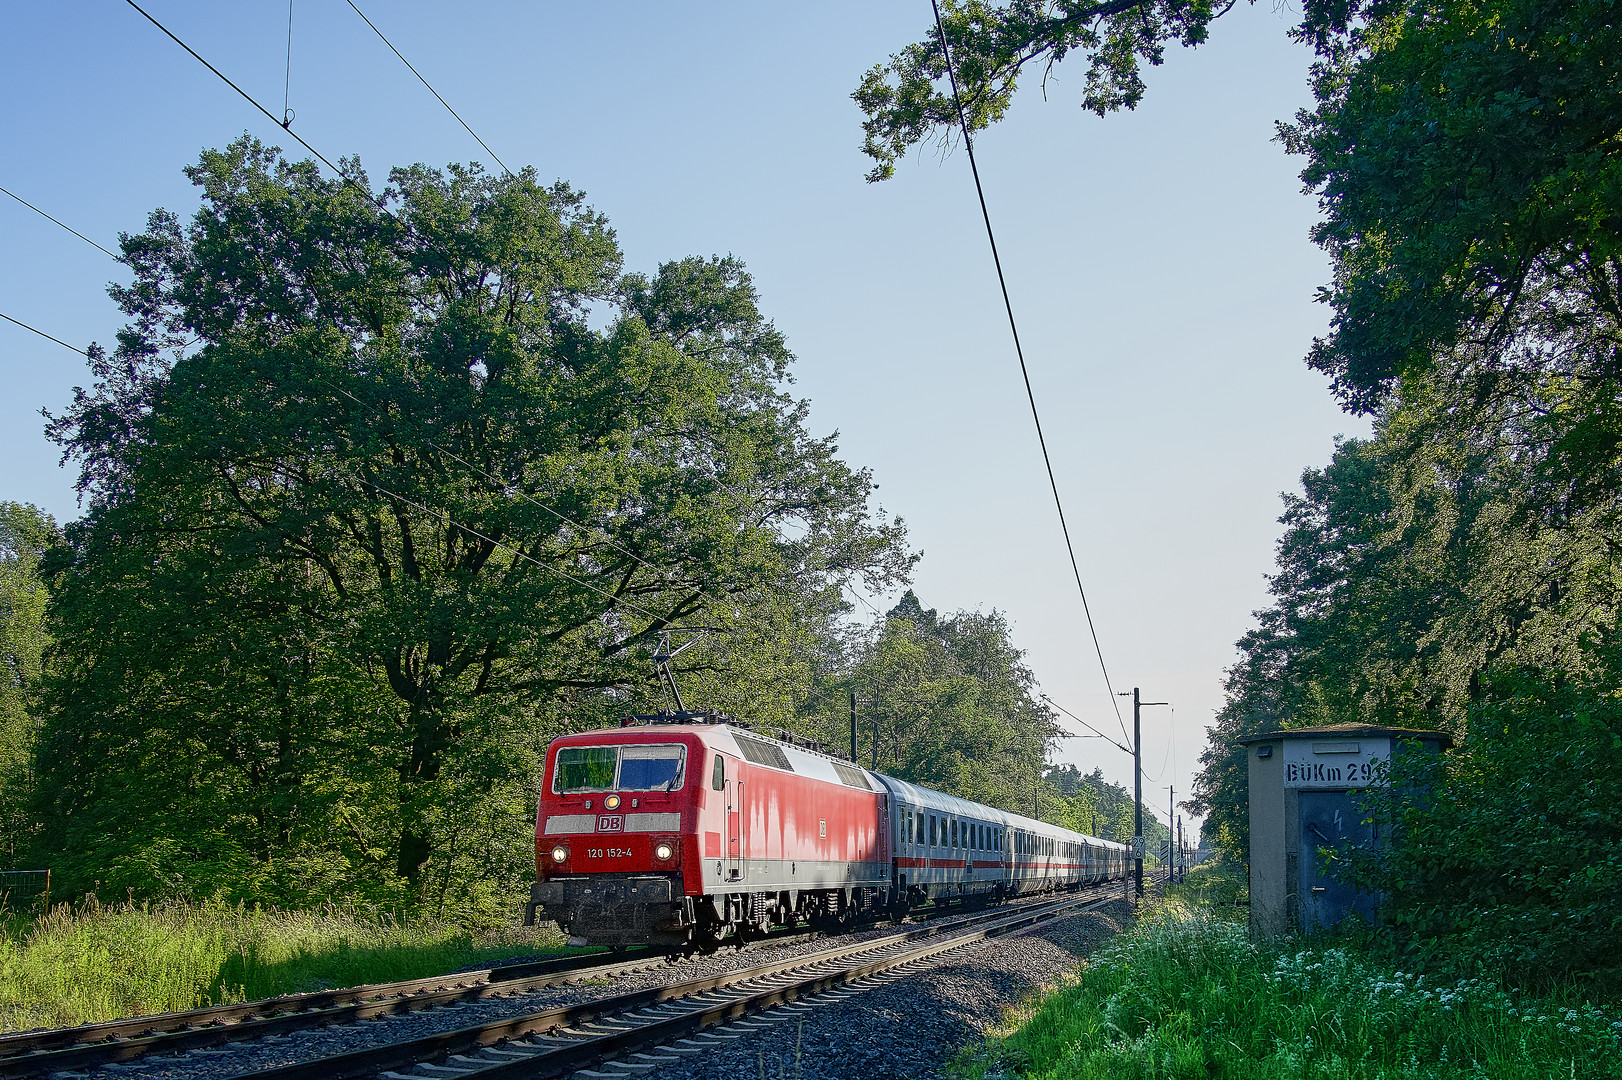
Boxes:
[1282,1,1622,416]
[806,591,1058,812]
[35,138,913,905]
[1042,763,1167,851]
[0,503,56,865]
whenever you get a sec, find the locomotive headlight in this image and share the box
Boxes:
[603,794,621,810]
[654,843,674,861]
[550,845,568,863]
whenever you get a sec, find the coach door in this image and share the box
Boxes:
[724,766,744,881]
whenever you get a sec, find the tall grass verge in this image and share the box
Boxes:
[951,869,1622,1079]
[0,898,567,1032]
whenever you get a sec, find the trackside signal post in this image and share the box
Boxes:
[1239,723,1451,938]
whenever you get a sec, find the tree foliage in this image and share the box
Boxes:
[1340,671,1622,985]
[0,503,56,865]
[800,591,1061,813]
[1282,0,1622,415]
[1187,2,1622,980]
[1044,762,1171,851]
[32,138,913,908]
[854,0,1248,182]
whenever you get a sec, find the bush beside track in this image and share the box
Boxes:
[0,899,568,1032]
[947,863,1622,1080]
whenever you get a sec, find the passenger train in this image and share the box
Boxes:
[523,712,1130,950]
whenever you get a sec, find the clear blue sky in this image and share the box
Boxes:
[0,1,1365,837]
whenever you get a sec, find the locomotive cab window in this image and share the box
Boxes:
[552,744,687,794]
[552,746,615,792]
[620,745,685,790]
[712,753,725,791]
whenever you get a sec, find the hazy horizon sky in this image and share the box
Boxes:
[1,2,1369,839]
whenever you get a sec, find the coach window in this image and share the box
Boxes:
[929,815,937,846]
[917,811,924,843]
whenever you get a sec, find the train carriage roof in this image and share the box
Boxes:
[874,774,1126,851]
[553,720,1125,851]
[553,721,887,796]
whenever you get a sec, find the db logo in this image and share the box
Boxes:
[597,815,624,833]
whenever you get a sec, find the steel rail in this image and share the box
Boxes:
[234,890,1114,1080]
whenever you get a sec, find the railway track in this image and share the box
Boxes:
[0,947,677,1078]
[0,887,1115,1078]
[233,889,1113,1080]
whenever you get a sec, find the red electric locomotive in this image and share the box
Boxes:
[523,712,1129,951]
[524,713,891,950]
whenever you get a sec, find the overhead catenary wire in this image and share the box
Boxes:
[123,0,400,227]
[0,184,119,259]
[1041,693,1130,755]
[0,311,90,356]
[342,0,512,176]
[844,586,886,618]
[0,304,717,646]
[928,0,1131,748]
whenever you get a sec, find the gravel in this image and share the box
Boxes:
[60,889,1134,1080]
[631,893,1134,1080]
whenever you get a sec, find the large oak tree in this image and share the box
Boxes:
[35,139,912,904]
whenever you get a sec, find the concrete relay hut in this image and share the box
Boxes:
[1237,723,1452,939]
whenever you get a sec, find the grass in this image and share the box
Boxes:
[948,863,1622,1080]
[0,898,569,1033]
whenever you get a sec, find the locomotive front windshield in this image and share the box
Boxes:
[552,744,686,793]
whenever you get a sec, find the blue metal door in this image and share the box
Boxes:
[1298,790,1378,931]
